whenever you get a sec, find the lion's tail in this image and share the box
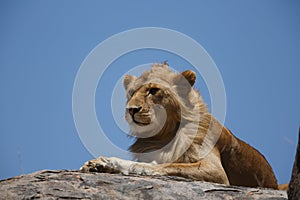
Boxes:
[278,184,288,190]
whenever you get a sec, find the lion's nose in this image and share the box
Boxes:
[127,106,142,117]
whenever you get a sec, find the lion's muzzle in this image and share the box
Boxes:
[126,105,152,126]
[128,106,142,117]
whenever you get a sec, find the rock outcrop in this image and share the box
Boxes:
[0,170,287,200]
[288,128,300,200]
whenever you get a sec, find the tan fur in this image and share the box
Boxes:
[278,184,288,190]
[81,62,278,189]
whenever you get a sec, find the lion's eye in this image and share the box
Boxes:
[128,89,135,96]
[149,88,159,95]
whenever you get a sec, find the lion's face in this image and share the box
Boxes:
[123,63,197,138]
[124,82,179,138]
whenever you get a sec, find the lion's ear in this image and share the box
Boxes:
[174,70,196,96]
[123,75,136,90]
[180,70,196,86]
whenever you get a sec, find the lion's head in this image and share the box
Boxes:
[123,63,208,156]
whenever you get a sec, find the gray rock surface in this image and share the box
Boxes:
[288,128,300,200]
[0,170,287,200]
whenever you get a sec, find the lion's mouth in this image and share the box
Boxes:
[133,119,150,126]
[131,113,152,126]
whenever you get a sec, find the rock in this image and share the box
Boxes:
[0,170,287,200]
[288,128,300,200]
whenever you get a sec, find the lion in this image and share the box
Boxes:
[80,62,279,189]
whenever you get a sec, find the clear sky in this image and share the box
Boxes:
[0,1,299,185]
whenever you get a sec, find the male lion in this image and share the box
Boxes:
[81,62,278,189]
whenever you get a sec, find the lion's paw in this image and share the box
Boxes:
[80,156,121,173]
[80,156,160,176]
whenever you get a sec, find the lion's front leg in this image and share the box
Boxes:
[80,155,229,186]
[80,156,160,176]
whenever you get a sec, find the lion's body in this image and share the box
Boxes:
[81,63,278,189]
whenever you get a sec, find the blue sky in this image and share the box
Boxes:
[0,1,299,185]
